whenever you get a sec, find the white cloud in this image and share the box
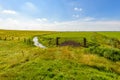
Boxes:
[72,14,80,18]
[36,18,48,22]
[26,2,37,10]
[83,17,95,21]
[22,2,38,11]
[74,7,82,11]
[0,17,120,31]
[0,5,17,15]
[0,18,2,21]
[6,18,19,24]
[1,10,17,15]
[48,20,120,31]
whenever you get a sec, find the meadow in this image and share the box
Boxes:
[0,30,120,80]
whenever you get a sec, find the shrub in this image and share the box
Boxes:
[87,46,120,61]
[87,41,100,47]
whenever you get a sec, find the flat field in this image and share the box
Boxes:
[0,30,120,80]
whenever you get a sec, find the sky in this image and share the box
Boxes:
[0,0,120,31]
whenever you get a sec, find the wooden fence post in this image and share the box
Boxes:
[56,37,60,46]
[83,37,87,47]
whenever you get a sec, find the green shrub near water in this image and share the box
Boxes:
[87,46,120,61]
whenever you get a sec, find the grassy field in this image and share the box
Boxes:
[0,30,120,80]
[99,32,120,40]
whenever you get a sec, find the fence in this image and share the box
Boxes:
[55,37,87,47]
[0,36,33,45]
[0,36,87,47]
[38,36,87,47]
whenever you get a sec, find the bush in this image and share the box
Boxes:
[87,41,100,47]
[87,46,120,61]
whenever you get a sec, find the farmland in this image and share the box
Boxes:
[0,30,120,80]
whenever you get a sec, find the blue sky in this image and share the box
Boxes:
[0,0,120,31]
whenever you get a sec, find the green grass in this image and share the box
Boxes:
[0,30,120,80]
[99,32,120,40]
[0,41,120,80]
